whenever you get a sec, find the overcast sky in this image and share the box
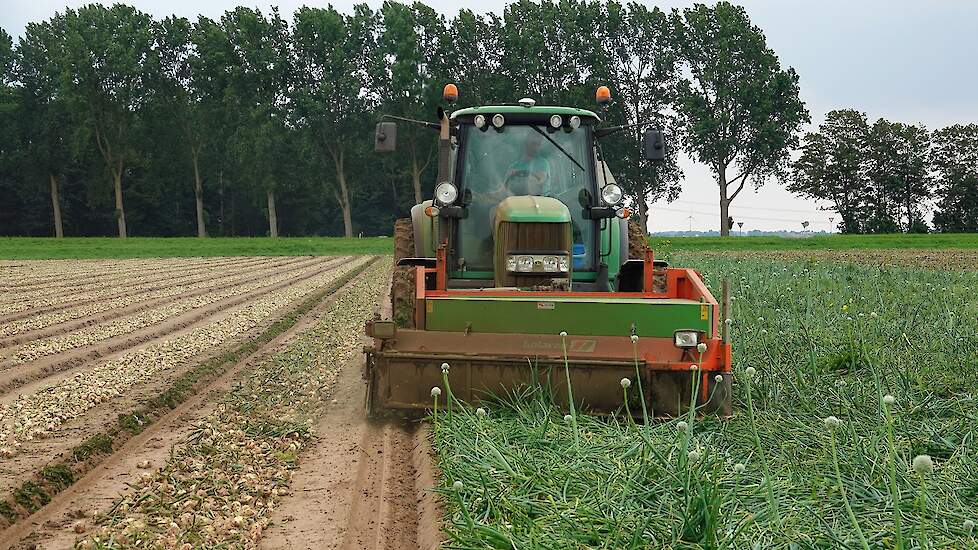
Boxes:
[4,0,977,233]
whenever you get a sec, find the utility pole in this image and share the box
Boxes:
[687,215,694,233]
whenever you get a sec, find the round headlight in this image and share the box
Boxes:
[491,114,505,128]
[569,116,581,129]
[435,182,458,205]
[474,114,486,129]
[600,184,623,206]
[549,115,563,129]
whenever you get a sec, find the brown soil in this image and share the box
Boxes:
[0,256,324,348]
[0,257,365,500]
[0,256,268,299]
[628,219,648,259]
[261,275,443,550]
[0,259,376,549]
[391,218,416,329]
[0,256,281,325]
[0,257,347,395]
[0,258,443,550]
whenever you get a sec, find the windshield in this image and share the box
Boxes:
[457,123,595,273]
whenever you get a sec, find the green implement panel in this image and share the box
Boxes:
[425,295,712,337]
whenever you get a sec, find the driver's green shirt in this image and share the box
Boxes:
[505,156,552,196]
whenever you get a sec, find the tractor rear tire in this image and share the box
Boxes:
[628,219,648,259]
[392,218,416,328]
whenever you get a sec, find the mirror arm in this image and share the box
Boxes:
[594,120,658,139]
[381,114,440,131]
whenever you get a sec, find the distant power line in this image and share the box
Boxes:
[653,198,836,215]
[651,206,827,224]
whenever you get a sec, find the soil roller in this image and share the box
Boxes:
[365,84,732,417]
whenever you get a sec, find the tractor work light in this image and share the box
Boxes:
[600,183,623,206]
[435,182,458,205]
[549,115,563,129]
[569,115,581,129]
[474,114,487,129]
[674,330,700,349]
[492,113,506,129]
[506,254,570,274]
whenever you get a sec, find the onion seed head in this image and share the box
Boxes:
[912,454,934,475]
[430,386,441,398]
[620,378,631,389]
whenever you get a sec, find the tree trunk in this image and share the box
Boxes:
[333,147,354,238]
[192,146,206,238]
[637,188,649,236]
[113,165,127,238]
[49,174,63,238]
[411,153,423,204]
[266,189,278,238]
[719,170,730,237]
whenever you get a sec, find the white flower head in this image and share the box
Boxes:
[714,374,723,383]
[476,407,487,418]
[733,463,746,474]
[688,449,702,461]
[452,480,463,491]
[724,318,733,326]
[912,454,934,475]
[430,386,441,398]
[563,414,573,423]
[696,343,708,353]
[744,366,757,378]
[620,378,631,389]
[757,317,764,322]
[630,334,639,343]
[964,519,974,534]
[689,364,700,371]
[870,311,878,318]
[676,420,688,432]
[441,362,450,374]
[883,395,895,406]
[559,331,568,337]
[823,416,841,430]
[760,329,768,335]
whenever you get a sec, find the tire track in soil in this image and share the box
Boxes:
[0,259,381,550]
[0,256,325,348]
[260,277,443,550]
[0,256,348,396]
[0,256,280,325]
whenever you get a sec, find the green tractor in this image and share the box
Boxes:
[365,84,732,417]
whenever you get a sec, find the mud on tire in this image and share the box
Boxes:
[627,219,649,260]
[392,219,416,328]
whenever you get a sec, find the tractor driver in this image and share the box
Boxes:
[502,132,553,197]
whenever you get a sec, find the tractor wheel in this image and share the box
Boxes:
[392,218,416,328]
[628,219,648,259]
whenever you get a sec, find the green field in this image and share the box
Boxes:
[433,253,978,548]
[0,237,393,259]
[649,233,978,254]
[0,233,973,260]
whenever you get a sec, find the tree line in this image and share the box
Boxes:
[0,1,971,238]
[790,111,978,233]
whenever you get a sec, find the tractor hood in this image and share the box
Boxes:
[493,196,571,225]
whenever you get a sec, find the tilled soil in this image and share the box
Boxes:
[0,257,442,550]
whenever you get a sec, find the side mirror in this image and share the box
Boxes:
[578,188,593,209]
[643,129,665,161]
[375,122,397,152]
